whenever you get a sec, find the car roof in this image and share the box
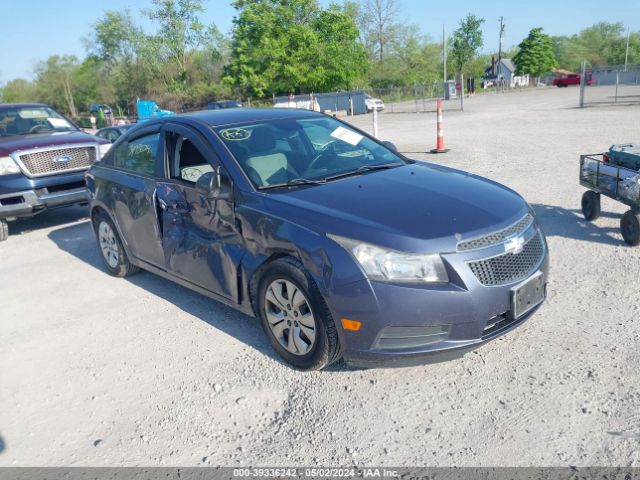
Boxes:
[179,108,323,127]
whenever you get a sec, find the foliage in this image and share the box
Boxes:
[450,14,485,75]
[551,22,640,70]
[513,28,557,77]
[224,0,367,97]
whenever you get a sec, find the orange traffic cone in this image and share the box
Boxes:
[430,98,449,154]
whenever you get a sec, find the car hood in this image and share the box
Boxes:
[262,162,529,253]
[0,131,106,156]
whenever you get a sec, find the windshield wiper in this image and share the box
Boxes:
[324,163,401,181]
[257,178,328,190]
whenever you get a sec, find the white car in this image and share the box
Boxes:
[365,94,385,112]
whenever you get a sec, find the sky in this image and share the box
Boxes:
[1,0,639,84]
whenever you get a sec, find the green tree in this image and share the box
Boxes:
[513,28,557,78]
[224,0,367,98]
[0,79,37,103]
[450,14,485,75]
[34,55,81,117]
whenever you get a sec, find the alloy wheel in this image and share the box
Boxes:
[98,221,119,269]
[264,279,316,356]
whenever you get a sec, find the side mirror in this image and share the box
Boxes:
[196,167,232,200]
[382,141,398,152]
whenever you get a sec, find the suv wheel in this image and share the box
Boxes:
[93,212,140,277]
[256,258,341,370]
[0,219,8,242]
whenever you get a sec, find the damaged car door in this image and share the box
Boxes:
[156,123,243,301]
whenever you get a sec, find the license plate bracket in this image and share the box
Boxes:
[512,271,545,319]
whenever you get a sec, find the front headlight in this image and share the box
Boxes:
[98,143,112,159]
[328,234,449,283]
[0,156,20,175]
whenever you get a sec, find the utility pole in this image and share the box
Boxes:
[443,24,447,83]
[625,27,630,72]
[498,16,505,78]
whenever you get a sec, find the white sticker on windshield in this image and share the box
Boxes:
[47,117,71,129]
[330,126,363,146]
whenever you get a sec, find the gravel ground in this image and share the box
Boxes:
[1,86,640,467]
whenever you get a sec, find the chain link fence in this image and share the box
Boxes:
[368,83,464,113]
[580,64,640,107]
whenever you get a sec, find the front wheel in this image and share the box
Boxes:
[256,258,341,370]
[581,191,601,221]
[621,210,640,246]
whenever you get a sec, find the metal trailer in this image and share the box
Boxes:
[579,153,640,245]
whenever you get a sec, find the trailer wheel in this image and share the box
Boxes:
[581,191,601,221]
[621,210,640,246]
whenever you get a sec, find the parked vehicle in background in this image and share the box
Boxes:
[364,94,385,112]
[207,100,243,110]
[95,124,135,143]
[86,108,548,370]
[553,73,593,87]
[136,100,174,122]
[0,103,110,241]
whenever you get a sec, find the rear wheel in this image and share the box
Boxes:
[581,191,601,221]
[93,212,139,277]
[0,219,8,242]
[621,210,640,246]
[256,258,341,370]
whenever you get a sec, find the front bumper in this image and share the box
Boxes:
[0,186,89,220]
[328,233,549,368]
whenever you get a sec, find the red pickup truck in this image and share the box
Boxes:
[553,73,593,87]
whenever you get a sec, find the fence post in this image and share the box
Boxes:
[579,60,586,108]
[460,74,465,112]
[372,106,379,139]
[615,70,619,103]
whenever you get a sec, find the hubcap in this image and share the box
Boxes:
[264,279,316,356]
[98,221,119,269]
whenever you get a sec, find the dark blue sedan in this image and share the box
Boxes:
[85,108,548,370]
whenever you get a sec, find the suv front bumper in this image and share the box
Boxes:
[0,187,89,220]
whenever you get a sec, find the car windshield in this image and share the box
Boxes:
[0,106,77,137]
[215,116,405,189]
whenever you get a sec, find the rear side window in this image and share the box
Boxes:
[114,132,160,176]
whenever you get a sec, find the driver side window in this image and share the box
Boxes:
[167,133,215,184]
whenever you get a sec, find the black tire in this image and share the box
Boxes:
[621,210,640,246]
[0,219,8,242]
[254,257,341,370]
[581,191,601,221]
[92,211,140,277]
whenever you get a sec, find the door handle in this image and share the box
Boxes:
[159,201,190,214]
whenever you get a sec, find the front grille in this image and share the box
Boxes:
[457,213,533,251]
[467,231,544,286]
[17,146,96,177]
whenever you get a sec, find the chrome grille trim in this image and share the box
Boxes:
[457,213,534,252]
[467,231,545,287]
[11,143,98,178]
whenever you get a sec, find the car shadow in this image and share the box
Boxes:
[47,221,351,372]
[7,205,88,237]
[532,203,623,246]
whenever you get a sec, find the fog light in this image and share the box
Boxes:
[374,325,450,350]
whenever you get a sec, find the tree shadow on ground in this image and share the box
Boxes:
[47,221,350,372]
[532,203,625,246]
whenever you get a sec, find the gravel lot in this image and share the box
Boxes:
[2,86,640,467]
